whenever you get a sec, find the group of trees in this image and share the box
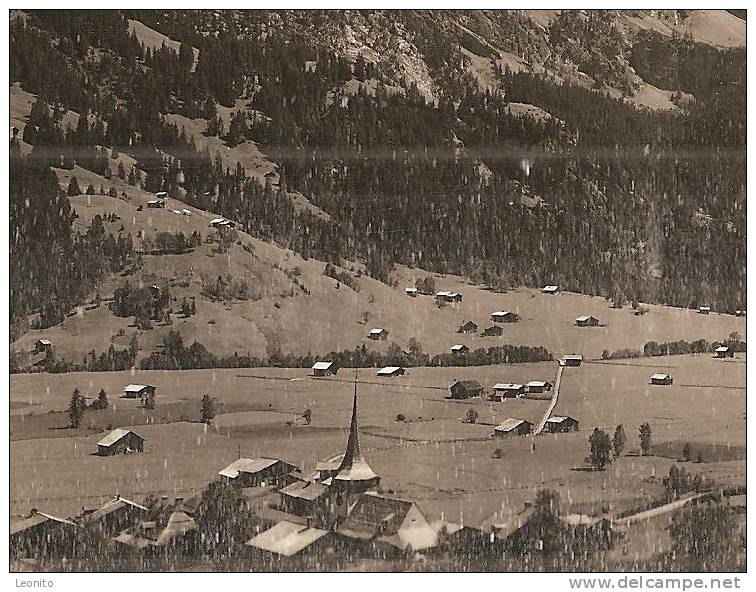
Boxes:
[112,282,171,329]
[587,423,651,470]
[67,387,110,427]
[604,333,746,360]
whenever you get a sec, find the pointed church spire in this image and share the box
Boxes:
[334,370,378,483]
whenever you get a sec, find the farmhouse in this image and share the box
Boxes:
[218,458,300,488]
[97,429,144,456]
[649,373,674,386]
[715,346,734,358]
[481,325,503,337]
[542,285,559,294]
[377,366,406,377]
[155,191,168,199]
[526,380,553,394]
[446,504,536,556]
[492,383,526,400]
[450,344,469,355]
[123,384,156,399]
[246,520,334,561]
[405,287,418,297]
[113,498,196,553]
[336,492,437,557]
[279,481,331,518]
[458,320,478,333]
[312,361,336,377]
[698,306,711,314]
[494,418,533,437]
[34,338,52,353]
[368,328,389,340]
[210,217,236,229]
[575,315,599,327]
[436,291,463,303]
[544,416,580,433]
[10,510,77,559]
[449,380,483,399]
[146,199,165,209]
[562,355,583,367]
[491,311,519,323]
[79,496,149,537]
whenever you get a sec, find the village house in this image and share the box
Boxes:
[562,355,583,367]
[405,287,418,297]
[436,291,463,303]
[575,315,600,327]
[450,344,469,355]
[444,503,536,558]
[649,373,674,386]
[79,496,150,537]
[245,520,335,566]
[218,457,300,488]
[376,366,406,377]
[449,380,483,399]
[335,492,438,558]
[715,346,734,358]
[278,481,331,519]
[481,325,503,337]
[112,497,197,555]
[97,429,145,456]
[491,311,519,323]
[33,338,52,353]
[698,305,711,314]
[544,416,580,433]
[315,454,344,483]
[146,199,165,209]
[542,285,559,294]
[368,328,389,340]
[526,380,553,394]
[458,320,478,333]
[312,361,336,377]
[123,384,156,399]
[493,418,533,437]
[491,383,526,400]
[10,510,77,560]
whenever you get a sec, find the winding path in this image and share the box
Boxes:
[532,363,564,435]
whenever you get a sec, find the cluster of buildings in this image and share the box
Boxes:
[449,378,552,400]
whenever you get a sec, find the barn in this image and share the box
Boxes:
[312,361,336,377]
[10,510,77,560]
[450,344,469,355]
[544,416,580,433]
[245,520,334,563]
[492,383,526,400]
[481,325,503,337]
[698,306,711,314]
[494,418,533,437]
[34,339,52,353]
[436,291,463,303]
[146,199,165,209]
[368,328,389,340]
[458,320,478,333]
[715,346,734,358]
[218,457,300,488]
[575,315,599,327]
[449,380,483,399]
[649,373,673,386]
[79,496,149,537]
[377,366,406,377]
[491,311,519,323]
[123,384,156,399]
[97,429,145,456]
[526,380,553,394]
[405,287,418,297]
[562,355,583,367]
[279,481,331,518]
[542,285,559,294]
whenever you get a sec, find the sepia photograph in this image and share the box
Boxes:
[6,3,748,578]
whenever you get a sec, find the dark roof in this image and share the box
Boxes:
[453,380,482,390]
[279,481,329,501]
[11,511,76,536]
[81,497,148,523]
[338,493,414,538]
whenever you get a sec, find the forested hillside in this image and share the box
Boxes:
[9,9,746,337]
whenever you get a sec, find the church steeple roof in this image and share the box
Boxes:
[334,372,378,483]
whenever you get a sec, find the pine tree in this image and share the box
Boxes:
[201,394,215,424]
[612,424,626,458]
[639,422,653,456]
[67,388,85,428]
[67,176,81,196]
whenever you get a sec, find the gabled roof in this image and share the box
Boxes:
[279,481,329,501]
[98,429,141,448]
[450,344,468,351]
[124,384,150,392]
[36,338,52,345]
[493,383,523,390]
[246,520,329,557]
[452,379,481,389]
[576,315,597,322]
[311,361,333,371]
[491,310,514,316]
[82,497,148,523]
[563,354,583,360]
[315,454,344,473]
[377,366,404,376]
[11,511,76,535]
[405,287,418,292]
[650,373,672,380]
[209,217,226,224]
[218,457,281,479]
[542,285,559,291]
[716,346,731,352]
[369,327,387,334]
[546,416,577,424]
[479,505,536,541]
[495,418,531,432]
[527,380,550,387]
[436,291,453,297]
